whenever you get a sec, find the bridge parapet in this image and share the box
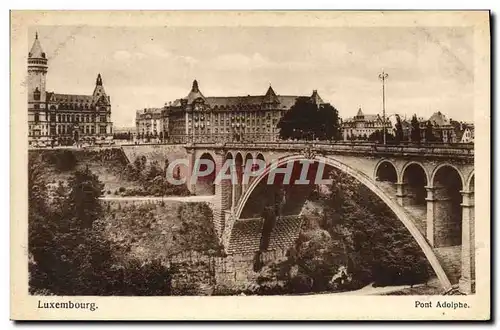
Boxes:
[187,142,474,160]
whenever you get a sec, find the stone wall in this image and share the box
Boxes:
[162,249,288,295]
[121,144,189,178]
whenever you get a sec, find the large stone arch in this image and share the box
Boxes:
[234,154,452,291]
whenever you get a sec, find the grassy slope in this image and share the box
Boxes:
[102,201,222,265]
[103,202,184,262]
[31,149,142,194]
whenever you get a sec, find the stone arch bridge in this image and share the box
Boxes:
[180,142,474,293]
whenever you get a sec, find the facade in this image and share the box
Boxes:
[135,108,166,140]
[163,80,326,143]
[460,126,475,143]
[28,33,113,147]
[342,108,391,141]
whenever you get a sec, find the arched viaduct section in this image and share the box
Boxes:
[183,142,474,293]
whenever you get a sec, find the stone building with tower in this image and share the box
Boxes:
[153,79,326,143]
[27,33,113,147]
[342,107,392,141]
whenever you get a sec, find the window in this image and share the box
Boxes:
[34,113,39,123]
[99,125,106,134]
[100,115,106,123]
[33,88,40,101]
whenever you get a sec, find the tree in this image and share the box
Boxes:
[394,115,403,143]
[278,98,341,141]
[65,165,104,229]
[368,130,395,144]
[319,169,432,289]
[410,114,421,143]
[424,121,439,143]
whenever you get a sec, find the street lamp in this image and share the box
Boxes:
[378,71,389,145]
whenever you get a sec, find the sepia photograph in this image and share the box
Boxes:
[10,10,490,320]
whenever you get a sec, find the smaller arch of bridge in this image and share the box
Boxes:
[430,163,465,189]
[234,153,452,291]
[401,161,430,186]
[244,152,254,166]
[195,152,216,195]
[466,171,475,192]
[256,152,266,165]
[196,150,217,164]
[234,152,244,164]
[225,151,235,161]
[373,159,399,183]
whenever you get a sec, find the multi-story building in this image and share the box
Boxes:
[135,107,165,140]
[163,80,326,143]
[28,33,113,147]
[342,108,391,141]
[426,111,456,143]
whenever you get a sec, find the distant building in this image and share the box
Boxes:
[135,108,165,140]
[451,120,475,143]
[342,108,391,141]
[426,111,456,143]
[161,80,326,143]
[28,33,113,147]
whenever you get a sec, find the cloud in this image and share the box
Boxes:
[113,50,132,61]
[209,52,271,70]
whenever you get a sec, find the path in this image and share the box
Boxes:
[99,195,216,203]
[320,283,428,296]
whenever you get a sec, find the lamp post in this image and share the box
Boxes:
[378,71,389,145]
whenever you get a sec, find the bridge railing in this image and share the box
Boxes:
[212,140,474,157]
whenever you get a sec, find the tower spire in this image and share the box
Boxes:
[192,79,199,92]
[96,73,102,86]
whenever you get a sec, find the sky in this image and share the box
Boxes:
[29,25,474,127]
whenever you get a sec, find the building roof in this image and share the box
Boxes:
[28,32,45,59]
[263,85,280,104]
[311,90,324,105]
[169,80,322,112]
[186,79,207,104]
[48,93,93,104]
[428,111,451,126]
[46,74,109,107]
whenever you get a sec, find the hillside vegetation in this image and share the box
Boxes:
[29,148,190,197]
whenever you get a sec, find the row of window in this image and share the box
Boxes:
[187,127,274,134]
[29,125,109,135]
[31,113,107,123]
[191,112,280,121]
